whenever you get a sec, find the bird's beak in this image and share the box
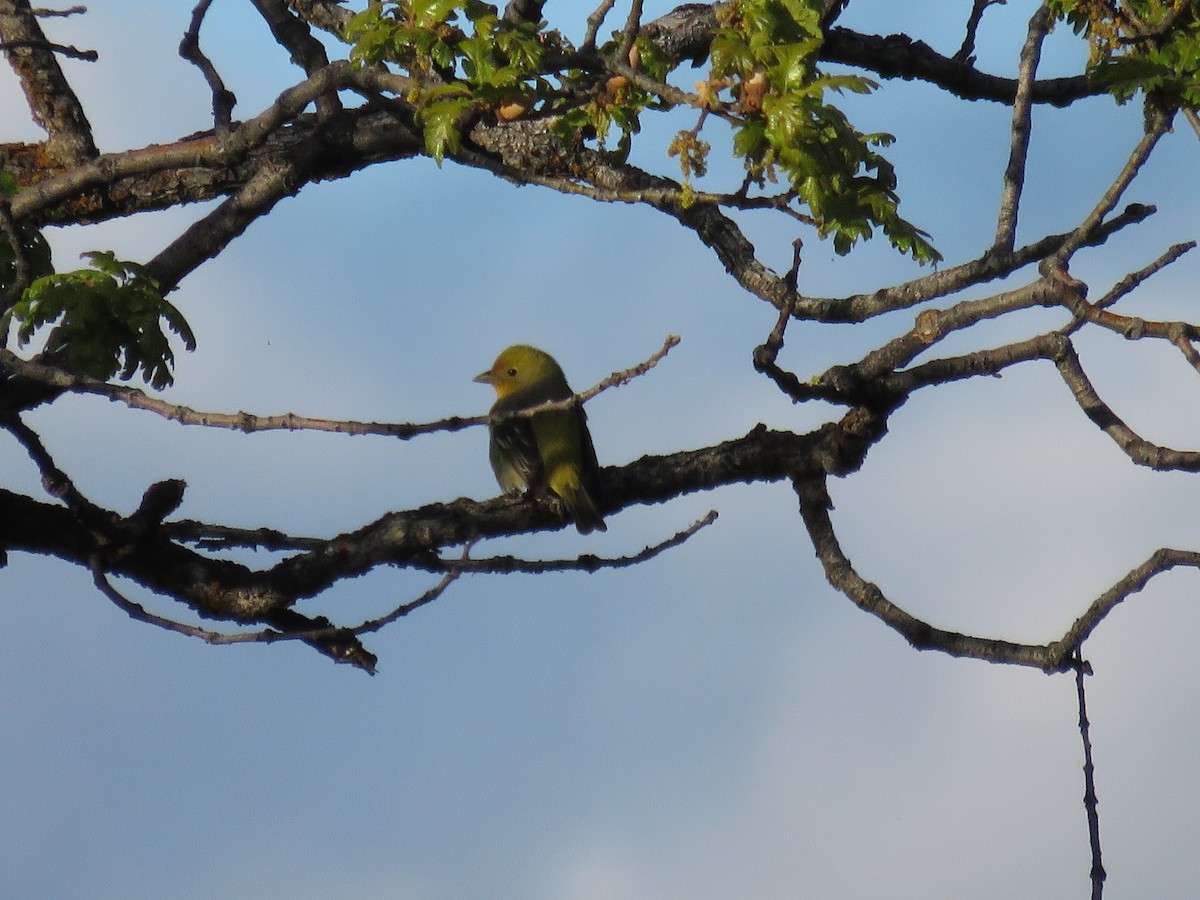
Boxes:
[473,369,496,384]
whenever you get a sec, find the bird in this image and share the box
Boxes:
[474,345,607,534]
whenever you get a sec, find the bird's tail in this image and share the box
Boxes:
[550,472,607,534]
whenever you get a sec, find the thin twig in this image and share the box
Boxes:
[1086,241,1194,317]
[90,550,460,649]
[334,565,463,637]
[1047,107,1171,268]
[1074,654,1106,900]
[752,258,826,404]
[248,0,339,118]
[0,335,678,437]
[0,37,95,59]
[579,333,680,403]
[1055,278,1200,347]
[3,409,96,512]
[1052,239,1195,341]
[428,510,718,574]
[1057,547,1200,650]
[581,0,617,52]
[794,473,1077,670]
[32,5,87,16]
[1172,333,1200,378]
[179,0,236,129]
[91,557,237,642]
[1184,107,1200,142]
[955,0,1006,63]
[0,347,488,437]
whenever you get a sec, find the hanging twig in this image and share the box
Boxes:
[1074,654,1106,900]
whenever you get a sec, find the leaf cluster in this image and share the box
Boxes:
[1,252,196,389]
[345,0,939,262]
[707,0,940,262]
[347,0,557,162]
[1052,0,1200,107]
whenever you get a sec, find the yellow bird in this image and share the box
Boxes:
[475,345,607,534]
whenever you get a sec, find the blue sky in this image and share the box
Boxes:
[4,2,1200,898]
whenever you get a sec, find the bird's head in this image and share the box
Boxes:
[474,345,565,399]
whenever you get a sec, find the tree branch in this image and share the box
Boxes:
[995,2,1050,250]
[1074,655,1107,900]
[823,25,1099,107]
[179,0,236,129]
[249,0,340,118]
[0,0,96,163]
[1053,339,1200,471]
[426,510,719,574]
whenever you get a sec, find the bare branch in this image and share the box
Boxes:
[89,558,384,672]
[1053,340,1200,471]
[995,2,1050,250]
[179,0,236,129]
[1074,656,1107,900]
[793,203,1155,324]
[581,0,617,53]
[31,4,85,15]
[822,27,1100,108]
[429,510,719,574]
[0,346,487,436]
[91,557,239,643]
[0,36,94,59]
[1059,547,1200,649]
[1046,105,1172,270]
[880,332,1063,397]
[955,0,1007,63]
[9,60,368,222]
[3,410,104,519]
[146,156,313,293]
[0,0,96,163]
[248,0,340,118]
[1185,107,1200,142]
[344,566,463,637]
[795,474,1075,670]
[1089,241,1195,313]
[0,336,677,439]
[1057,278,1200,347]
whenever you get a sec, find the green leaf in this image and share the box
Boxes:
[410,0,461,29]
[2,252,196,389]
[421,96,474,164]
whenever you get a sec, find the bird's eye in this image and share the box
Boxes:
[506,367,518,377]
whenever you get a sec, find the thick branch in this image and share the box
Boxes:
[0,0,96,163]
[822,26,1100,107]
[6,63,423,226]
[0,425,831,649]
